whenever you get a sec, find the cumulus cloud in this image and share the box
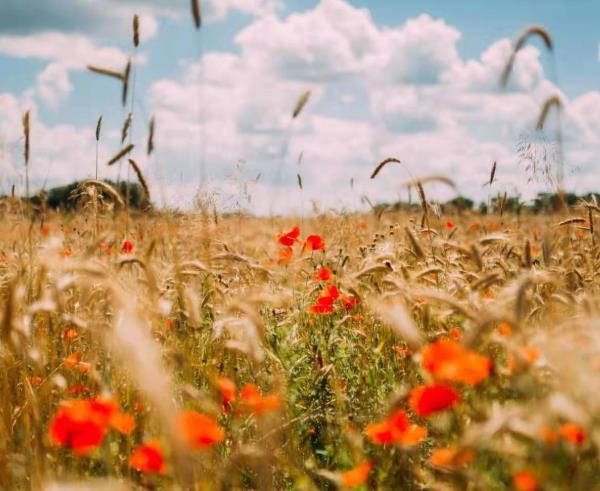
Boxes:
[35,63,73,107]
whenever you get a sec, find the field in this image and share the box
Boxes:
[1,204,599,490]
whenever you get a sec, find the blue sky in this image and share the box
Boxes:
[0,0,599,213]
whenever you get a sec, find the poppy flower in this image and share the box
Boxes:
[277,226,300,246]
[540,425,558,445]
[64,352,91,373]
[68,384,89,395]
[421,339,491,385]
[309,285,340,314]
[303,235,325,252]
[448,327,462,341]
[429,446,474,468]
[313,267,334,282]
[278,246,294,265]
[559,422,586,445]
[48,398,117,455]
[340,294,358,311]
[177,411,225,450]
[445,220,455,229]
[521,346,540,364]
[409,384,459,417]
[121,240,134,254]
[497,322,512,336]
[129,440,166,474]
[217,377,237,412]
[240,384,282,415]
[40,225,50,235]
[364,409,426,446]
[340,461,373,488]
[513,470,538,491]
[110,411,136,435]
[29,376,44,386]
[63,328,79,340]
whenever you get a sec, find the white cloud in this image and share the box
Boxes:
[35,63,73,107]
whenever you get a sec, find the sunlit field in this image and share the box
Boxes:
[2,1,600,490]
[1,202,599,490]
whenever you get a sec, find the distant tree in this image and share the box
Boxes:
[444,196,474,213]
[46,180,150,210]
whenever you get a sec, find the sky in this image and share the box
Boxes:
[1,0,600,214]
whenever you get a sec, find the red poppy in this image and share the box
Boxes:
[40,225,50,235]
[240,384,282,415]
[121,240,134,254]
[513,470,538,491]
[313,267,334,282]
[364,409,426,446]
[303,235,325,252]
[48,398,118,455]
[68,385,89,395]
[277,226,301,246]
[129,440,166,474]
[217,377,237,412]
[409,384,459,417]
[177,411,224,449]
[340,461,373,488]
[340,293,358,311]
[445,220,455,229]
[63,328,79,340]
[309,285,340,314]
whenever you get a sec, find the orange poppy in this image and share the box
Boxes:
[513,470,538,491]
[558,422,586,445]
[365,409,426,446]
[278,246,294,265]
[421,339,491,385]
[217,376,237,412]
[340,293,358,311]
[313,267,334,282]
[63,328,79,340]
[497,322,512,336]
[448,327,462,341]
[64,352,91,373]
[110,411,136,435]
[303,235,326,252]
[521,346,540,364]
[540,425,558,445]
[277,226,300,246]
[177,411,225,450]
[409,384,459,417]
[340,461,373,488]
[240,384,282,415]
[129,440,166,474]
[430,446,474,468]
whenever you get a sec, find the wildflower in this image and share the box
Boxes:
[278,246,294,265]
[240,384,282,415]
[60,248,72,258]
[177,411,224,450]
[340,293,358,311]
[68,385,89,395]
[110,411,136,435]
[559,422,586,445]
[64,352,91,374]
[513,470,538,491]
[48,398,117,455]
[40,225,50,235]
[309,285,340,315]
[445,220,455,229]
[421,339,491,385]
[129,440,166,474]
[313,266,334,282]
[217,376,237,412]
[277,226,300,246]
[430,446,474,468]
[166,319,175,329]
[497,322,512,336]
[340,461,373,488]
[63,328,79,340]
[409,384,459,417]
[540,425,558,444]
[521,346,540,364]
[448,327,462,341]
[29,376,44,386]
[365,409,426,446]
[121,240,134,254]
[303,234,325,252]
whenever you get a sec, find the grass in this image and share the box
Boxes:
[1,203,599,490]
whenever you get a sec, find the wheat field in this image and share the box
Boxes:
[0,202,599,490]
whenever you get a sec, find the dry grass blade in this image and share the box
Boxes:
[369,298,423,351]
[297,173,303,190]
[489,161,497,186]
[127,159,150,203]
[147,116,155,155]
[371,157,401,179]
[87,66,124,81]
[81,180,125,206]
[405,227,425,258]
[292,90,311,119]
[191,0,202,29]
[536,95,561,131]
[501,25,553,86]
[133,14,140,47]
[95,116,102,142]
[557,217,586,226]
[122,60,131,107]
[107,144,134,166]
[403,175,456,189]
[120,113,132,144]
